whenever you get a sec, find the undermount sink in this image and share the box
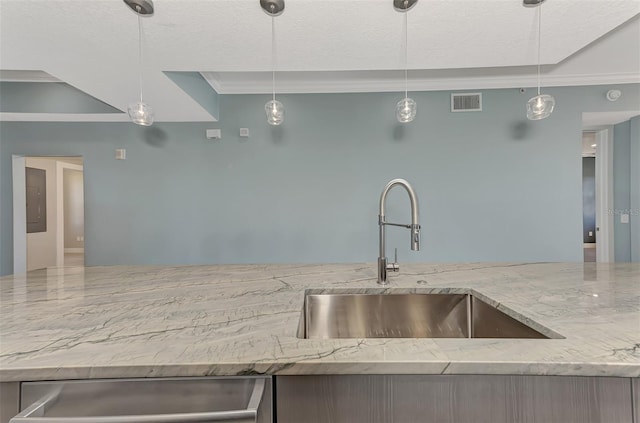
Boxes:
[297,290,559,339]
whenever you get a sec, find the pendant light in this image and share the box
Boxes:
[525,0,555,120]
[124,0,154,126]
[395,0,418,123]
[261,0,285,126]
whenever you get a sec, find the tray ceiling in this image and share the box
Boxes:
[1,0,638,121]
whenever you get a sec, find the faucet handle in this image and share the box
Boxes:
[386,248,400,273]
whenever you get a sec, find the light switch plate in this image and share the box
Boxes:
[115,149,126,160]
[206,129,222,140]
[621,214,630,224]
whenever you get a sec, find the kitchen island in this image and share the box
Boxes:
[1,262,638,381]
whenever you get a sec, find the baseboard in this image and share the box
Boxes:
[64,248,84,254]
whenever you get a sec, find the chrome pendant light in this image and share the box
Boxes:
[262,0,285,126]
[395,0,418,123]
[124,0,154,126]
[525,0,555,120]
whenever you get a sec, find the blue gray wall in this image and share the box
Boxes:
[613,119,634,262]
[0,82,122,114]
[1,84,639,275]
[612,115,640,263]
[630,116,640,262]
[164,72,219,120]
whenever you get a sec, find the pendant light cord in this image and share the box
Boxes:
[537,3,541,96]
[404,0,408,99]
[137,6,144,103]
[271,12,276,102]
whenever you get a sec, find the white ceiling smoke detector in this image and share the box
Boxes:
[606,89,622,102]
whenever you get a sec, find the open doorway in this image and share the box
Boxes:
[582,132,597,262]
[579,128,614,263]
[12,156,84,273]
[61,163,85,267]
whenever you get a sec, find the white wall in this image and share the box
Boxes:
[11,156,27,273]
[25,157,57,270]
[63,168,84,249]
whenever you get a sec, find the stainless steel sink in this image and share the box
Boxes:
[298,291,556,339]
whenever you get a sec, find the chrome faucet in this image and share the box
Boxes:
[378,178,420,285]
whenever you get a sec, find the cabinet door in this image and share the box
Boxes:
[14,377,271,423]
[0,383,19,423]
[276,375,633,423]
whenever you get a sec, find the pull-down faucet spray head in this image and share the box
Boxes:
[378,178,421,285]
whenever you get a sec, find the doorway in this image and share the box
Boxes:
[579,127,614,263]
[582,133,596,262]
[12,156,84,273]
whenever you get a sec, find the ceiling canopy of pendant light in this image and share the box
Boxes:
[124,0,154,126]
[396,0,417,123]
[262,0,284,126]
[525,0,555,121]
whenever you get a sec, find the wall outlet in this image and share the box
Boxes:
[115,149,126,160]
[621,214,630,224]
[206,129,222,140]
[239,128,250,137]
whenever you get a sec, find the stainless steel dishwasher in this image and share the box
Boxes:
[10,376,271,423]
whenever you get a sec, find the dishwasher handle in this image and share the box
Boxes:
[11,379,265,423]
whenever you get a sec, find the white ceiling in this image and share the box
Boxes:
[0,0,639,121]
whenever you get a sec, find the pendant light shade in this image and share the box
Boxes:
[526,94,555,120]
[526,0,554,121]
[125,0,154,126]
[265,100,284,126]
[396,98,417,123]
[128,102,154,126]
[263,0,285,126]
[396,0,417,123]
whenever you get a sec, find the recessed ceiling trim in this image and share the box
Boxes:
[202,71,640,95]
[0,113,133,122]
[0,70,61,83]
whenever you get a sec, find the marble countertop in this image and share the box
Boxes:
[1,263,639,382]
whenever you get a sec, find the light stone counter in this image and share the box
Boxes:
[0,263,638,382]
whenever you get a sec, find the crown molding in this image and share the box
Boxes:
[203,72,640,95]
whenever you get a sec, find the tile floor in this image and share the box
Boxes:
[64,253,84,267]
[583,244,596,262]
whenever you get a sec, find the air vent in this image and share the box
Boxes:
[451,93,482,112]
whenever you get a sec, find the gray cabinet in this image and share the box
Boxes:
[276,375,633,423]
[2,377,271,423]
[0,383,19,423]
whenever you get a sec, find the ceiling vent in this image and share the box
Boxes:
[451,93,482,112]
